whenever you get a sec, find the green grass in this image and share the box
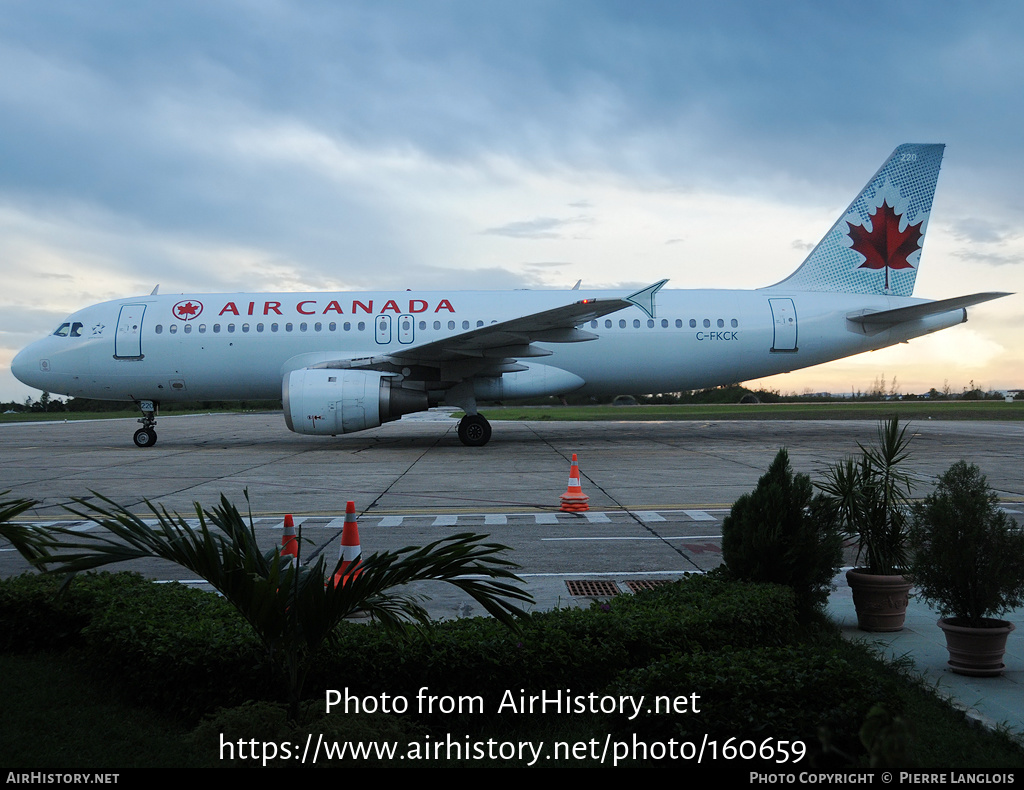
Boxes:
[470,401,1024,422]
[5,400,1020,425]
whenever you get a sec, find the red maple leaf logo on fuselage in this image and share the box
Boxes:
[172,300,203,320]
[847,199,923,291]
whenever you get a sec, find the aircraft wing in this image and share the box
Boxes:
[388,297,627,364]
[308,280,668,372]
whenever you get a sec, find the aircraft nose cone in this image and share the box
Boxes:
[11,343,47,389]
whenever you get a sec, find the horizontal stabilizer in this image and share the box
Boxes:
[847,292,1011,328]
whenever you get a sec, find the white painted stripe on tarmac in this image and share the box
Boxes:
[584,512,611,523]
[542,535,721,541]
[484,514,507,525]
[534,514,559,524]
[377,516,404,527]
[637,512,666,522]
[432,515,458,526]
[683,510,716,521]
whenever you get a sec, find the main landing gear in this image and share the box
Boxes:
[133,400,158,447]
[457,413,492,447]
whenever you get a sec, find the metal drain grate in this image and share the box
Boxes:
[565,579,620,597]
[624,580,671,593]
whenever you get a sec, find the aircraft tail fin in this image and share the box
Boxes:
[765,143,945,296]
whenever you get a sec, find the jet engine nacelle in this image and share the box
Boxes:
[283,368,429,436]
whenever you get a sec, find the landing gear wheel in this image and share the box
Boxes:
[133,428,157,448]
[457,414,492,447]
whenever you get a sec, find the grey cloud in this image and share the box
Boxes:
[951,249,1023,267]
[949,218,1016,245]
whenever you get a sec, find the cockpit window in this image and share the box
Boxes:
[52,321,84,338]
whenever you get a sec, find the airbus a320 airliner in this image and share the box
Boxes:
[11,144,1009,447]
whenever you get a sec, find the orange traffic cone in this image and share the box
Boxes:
[332,501,362,587]
[560,453,590,512]
[280,514,298,565]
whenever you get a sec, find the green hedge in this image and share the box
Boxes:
[0,571,797,721]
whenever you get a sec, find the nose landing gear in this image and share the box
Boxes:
[133,400,158,447]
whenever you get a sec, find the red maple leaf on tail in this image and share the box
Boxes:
[847,199,923,290]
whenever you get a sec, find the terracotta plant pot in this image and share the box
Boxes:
[937,618,1015,677]
[846,568,911,632]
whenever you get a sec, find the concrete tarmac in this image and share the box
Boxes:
[2,411,1023,734]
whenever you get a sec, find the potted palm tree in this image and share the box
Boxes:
[818,417,913,631]
[909,461,1024,676]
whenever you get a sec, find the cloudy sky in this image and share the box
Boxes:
[2,0,1022,402]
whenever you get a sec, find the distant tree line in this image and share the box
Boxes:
[1,395,283,414]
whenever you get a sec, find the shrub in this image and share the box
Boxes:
[609,643,901,749]
[909,460,1024,627]
[0,571,151,652]
[722,448,843,614]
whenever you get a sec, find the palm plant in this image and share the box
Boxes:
[0,492,531,719]
[817,417,914,575]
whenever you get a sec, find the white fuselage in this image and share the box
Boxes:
[12,287,962,405]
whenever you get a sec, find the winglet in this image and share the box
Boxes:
[624,279,669,319]
[150,284,160,295]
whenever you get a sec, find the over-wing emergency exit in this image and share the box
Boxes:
[11,144,1010,446]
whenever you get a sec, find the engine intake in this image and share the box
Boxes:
[283,369,428,436]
